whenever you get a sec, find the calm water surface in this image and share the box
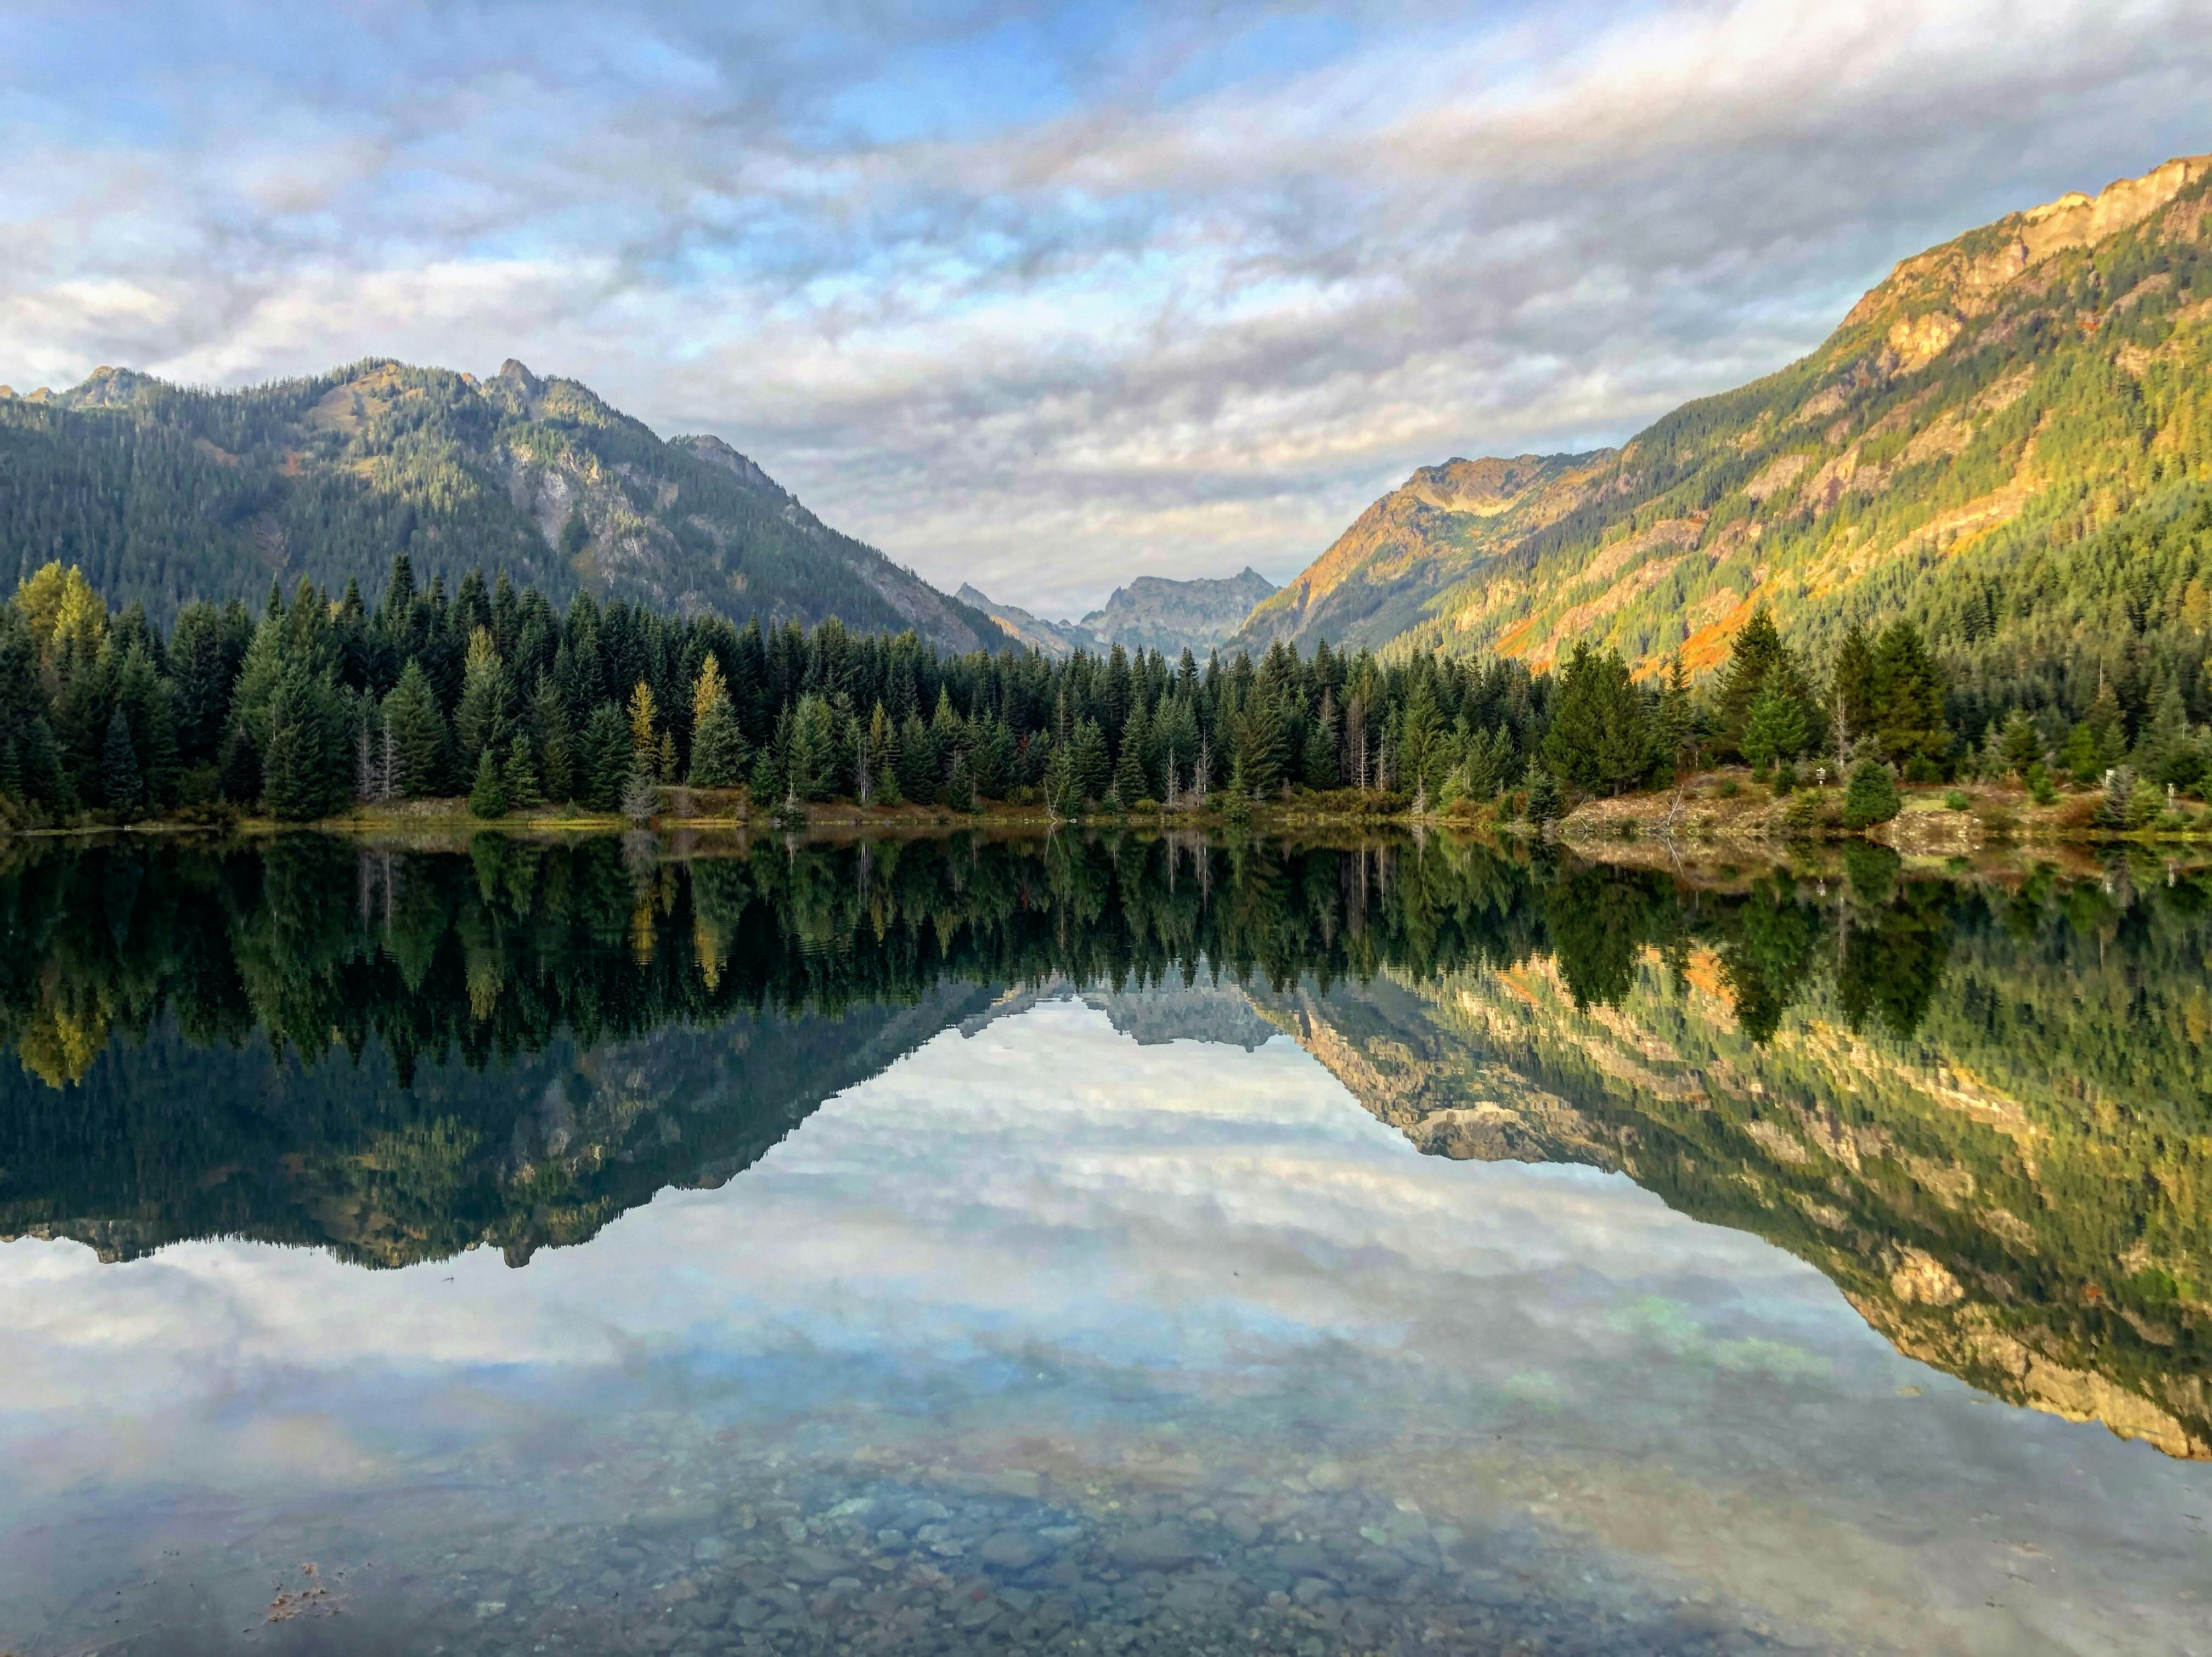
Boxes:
[1,833,2207,1656]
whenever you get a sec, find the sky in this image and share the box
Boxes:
[2,2,2208,617]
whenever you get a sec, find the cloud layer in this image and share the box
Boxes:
[3,0,2207,614]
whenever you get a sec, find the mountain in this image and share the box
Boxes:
[1081,567,1279,658]
[1234,154,2212,694]
[956,584,1102,659]
[0,357,997,651]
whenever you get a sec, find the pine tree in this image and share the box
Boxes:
[946,750,978,812]
[1304,688,1339,789]
[531,673,573,802]
[470,747,510,819]
[628,680,660,776]
[582,702,631,811]
[1543,643,1649,795]
[502,734,541,811]
[454,626,509,778]
[1831,624,1877,757]
[1717,607,1788,754]
[1870,620,1946,775]
[101,707,143,816]
[688,695,749,787]
[1842,760,1901,828]
[865,704,903,805]
[1742,681,1810,773]
[262,666,345,822]
[1113,731,1150,807]
[382,659,450,797]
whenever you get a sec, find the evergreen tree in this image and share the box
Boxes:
[1717,607,1789,755]
[114,641,179,806]
[101,707,143,815]
[1999,709,2043,777]
[628,680,660,776]
[262,666,346,822]
[1543,644,1649,795]
[454,626,509,778]
[1870,621,1946,775]
[1742,681,1810,773]
[531,674,573,802]
[470,748,510,819]
[501,735,541,811]
[945,750,978,812]
[382,659,450,797]
[581,702,631,811]
[1113,731,1150,806]
[864,704,902,805]
[1831,624,1877,759]
[1070,719,1110,804]
[689,696,749,787]
[1304,689,1340,789]
[1842,760,1901,829]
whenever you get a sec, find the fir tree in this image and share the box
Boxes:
[470,747,510,819]
[501,735,541,811]
[1742,681,1810,773]
[101,707,143,816]
[1112,732,1150,807]
[262,666,345,822]
[688,695,749,787]
[382,659,450,797]
[1842,760,1901,828]
[580,702,631,811]
[531,673,574,802]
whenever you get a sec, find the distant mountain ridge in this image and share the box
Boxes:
[1081,567,1278,658]
[956,584,1102,659]
[1234,152,2212,692]
[961,566,1280,660]
[0,356,997,651]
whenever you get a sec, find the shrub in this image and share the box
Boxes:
[2024,762,2057,806]
[1842,760,1901,829]
[1714,778,1741,799]
[1944,789,1971,812]
[1773,761,1797,798]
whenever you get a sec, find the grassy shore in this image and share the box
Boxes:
[11,769,2209,851]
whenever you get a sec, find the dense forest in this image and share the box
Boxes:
[2,551,2205,832]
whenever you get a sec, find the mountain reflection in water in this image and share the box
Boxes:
[1,830,2209,1655]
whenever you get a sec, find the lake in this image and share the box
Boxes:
[1,831,2207,1655]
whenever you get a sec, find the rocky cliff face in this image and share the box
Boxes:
[1081,567,1280,658]
[1237,152,2212,675]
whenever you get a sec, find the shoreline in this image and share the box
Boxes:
[10,768,2209,853]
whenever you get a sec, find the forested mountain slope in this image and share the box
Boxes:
[1235,154,2212,713]
[0,357,996,651]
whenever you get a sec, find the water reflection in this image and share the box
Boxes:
[2,831,2210,1653]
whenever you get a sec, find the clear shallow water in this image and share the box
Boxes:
[1,835,2209,1655]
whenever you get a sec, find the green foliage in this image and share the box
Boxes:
[687,695,748,788]
[1542,643,1651,795]
[469,748,509,819]
[1842,760,1902,829]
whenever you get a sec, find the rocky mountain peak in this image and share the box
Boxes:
[670,432,788,501]
[1843,152,2212,340]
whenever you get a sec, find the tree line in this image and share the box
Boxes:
[1,555,2205,830]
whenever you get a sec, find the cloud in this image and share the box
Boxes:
[2,0,2207,614]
